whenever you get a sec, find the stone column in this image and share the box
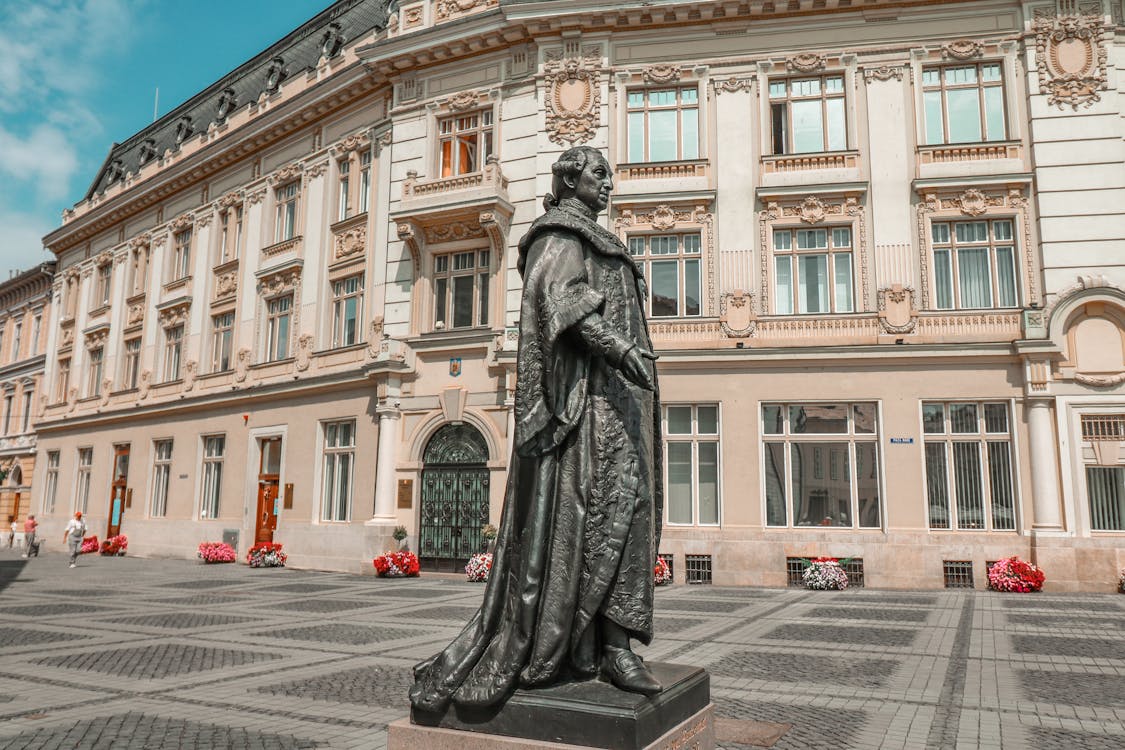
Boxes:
[369,405,401,523]
[1028,398,1063,531]
[505,396,516,459]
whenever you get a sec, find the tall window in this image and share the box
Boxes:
[439,111,494,177]
[628,234,702,318]
[218,206,243,263]
[763,402,881,528]
[11,322,21,360]
[56,358,70,402]
[20,389,33,433]
[321,420,355,522]
[0,325,6,362]
[433,250,489,330]
[44,451,59,513]
[931,220,1017,309]
[211,312,234,372]
[151,439,173,518]
[1,395,11,435]
[31,314,41,353]
[1082,415,1125,530]
[664,405,720,525]
[769,75,847,154]
[163,325,183,382]
[95,264,112,307]
[266,295,292,361]
[331,276,363,347]
[200,435,225,519]
[275,182,300,241]
[337,159,351,222]
[923,402,1016,531]
[627,87,699,162]
[122,338,141,390]
[87,347,104,398]
[76,447,93,514]
[172,228,193,280]
[358,150,371,214]
[922,63,1006,145]
[774,227,854,314]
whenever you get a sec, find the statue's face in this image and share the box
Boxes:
[571,155,613,213]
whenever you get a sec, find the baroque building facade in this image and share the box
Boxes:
[34,0,1125,589]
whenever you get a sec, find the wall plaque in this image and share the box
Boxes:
[283,483,294,510]
[397,479,413,509]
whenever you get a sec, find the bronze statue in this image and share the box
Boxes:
[410,146,664,714]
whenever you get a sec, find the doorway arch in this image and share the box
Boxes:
[418,423,490,572]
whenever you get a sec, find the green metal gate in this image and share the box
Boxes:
[418,424,490,572]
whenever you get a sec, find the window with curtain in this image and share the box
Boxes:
[200,435,225,519]
[1081,415,1125,530]
[76,447,92,514]
[266,296,292,361]
[163,325,183,382]
[922,63,1006,145]
[211,312,234,372]
[931,220,1017,310]
[56,358,70,402]
[122,338,141,389]
[95,264,112,307]
[769,75,847,154]
[322,420,355,522]
[171,228,193,280]
[763,402,880,528]
[627,87,699,163]
[773,226,854,314]
[923,401,1016,530]
[433,250,489,330]
[151,440,173,518]
[439,111,493,177]
[664,404,721,526]
[44,451,59,513]
[87,347,104,398]
[628,233,702,318]
[275,182,300,241]
[218,206,243,263]
[331,275,363,347]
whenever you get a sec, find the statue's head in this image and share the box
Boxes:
[546,146,613,215]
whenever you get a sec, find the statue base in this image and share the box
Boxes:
[395,663,711,750]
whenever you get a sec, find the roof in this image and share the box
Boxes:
[85,0,391,199]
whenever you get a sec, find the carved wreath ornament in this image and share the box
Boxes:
[544,47,602,146]
[1034,11,1108,110]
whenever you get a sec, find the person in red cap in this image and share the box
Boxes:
[62,511,87,568]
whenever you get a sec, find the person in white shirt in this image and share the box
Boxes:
[62,512,87,568]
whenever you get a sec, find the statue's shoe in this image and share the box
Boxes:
[600,646,662,696]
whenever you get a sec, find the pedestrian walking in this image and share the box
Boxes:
[6,517,14,548]
[21,515,38,558]
[63,512,86,568]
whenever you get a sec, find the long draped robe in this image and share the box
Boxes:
[409,198,663,714]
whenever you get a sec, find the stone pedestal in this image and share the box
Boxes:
[392,663,711,750]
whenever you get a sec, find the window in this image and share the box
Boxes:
[628,234,702,318]
[627,87,699,163]
[1,395,11,435]
[0,325,5,362]
[337,159,351,222]
[358,150,371,214]
[769,75,847,154]
[171,228,192,280]
[664,405,720,525]
[211,312,234,372]
[439,111,493,177]
[20,389,33,433]
[151,439,172,517]
[163,325,183,382]
[44,451,59,513]
[11,321,21,360]
[763,402,881,528]
[322,420,355,521]
[433,251,489,330]
[218,206,243,263]
[331,276,363,348]
[31,314,41,353]
[95,264,112,307]
[922,63,1006,145]
[930,220,1017,310]
[773,227,854,314]
[87,347,104,398]
[266,296,292,360]
[122,338,141,390]
[76,447,92,514]
[56,358,70,402]
[275,182,300,241]
[200,435,225,519]
[1081,415,1125,531]
[922,402,1016,531]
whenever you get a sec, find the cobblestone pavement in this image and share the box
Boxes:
[1,550,1124,749]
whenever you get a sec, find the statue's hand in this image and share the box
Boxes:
[620,347,658,391]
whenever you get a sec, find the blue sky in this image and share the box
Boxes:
[0,0,326,279]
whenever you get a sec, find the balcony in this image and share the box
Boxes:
[917,141,1025,181]
[760,150,862,189]
[399,156,510,216]
[613,159,711,199]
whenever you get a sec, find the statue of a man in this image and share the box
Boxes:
[410,146,664,714]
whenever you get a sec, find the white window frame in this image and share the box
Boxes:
[921,61,1007,146]
[150,439,173,518]
[211,312,235,372]
[331,275,363,348]
[171,228,193,281]
[772,226,855,315]
[432,249,490,331]
[95,263,112,307]
[628,233,704,319]
[275,181,300,242]
[43,450,60,514]
[625,85,700,163]
[321,419,356,522]
[438,110,494,177]
[768,74,848,155]
[75,447,93,515]
[265,295,293,361]
[163,325,183,382]
[87,346,104,398]
[663,404,722,527]
[20,388,33,433]
[199,435,225,520]
[122,337,141,390]
[929,219,1019,311]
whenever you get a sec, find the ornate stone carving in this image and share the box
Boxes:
[138,370,151,400]
[128,233,151,251]
[720,290,757,338]
[366,317,385,359]
[247,188,267,206]
[786,53,827,73]
[374,129,393,155]
[169,213,193,233]
[217,191,243,209]
[544,46,603,146]
[335,224,367,259]
[335,132,372,155]
[234,348,251,383]
[941,39,983,60]
[397,221,422,275]
[127,300,145,325]
[478,210,509,260]
[423,221,484,245]
[270,162,303,185]
[862,65,904,82]
[642,64,680,83]
[1074,372,1125,388]
[306,160,329,179]
[295,335,313,372]
[449,90,481,111]
[1033,10,1108,110]
[85,328,109,350]
[158,301,191,328]
[712,76,752,94]
[256,267,302,297]
[215,271,239,299]
[955,188,993,216]
[435,0,496,21]
[878,285,918,335]
[183,360,197,391]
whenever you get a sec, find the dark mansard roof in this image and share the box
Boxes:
[85,0,392,200]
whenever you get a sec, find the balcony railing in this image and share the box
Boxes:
[918,142,1021,164]
[616,160,708,181]
[762,151,859,173]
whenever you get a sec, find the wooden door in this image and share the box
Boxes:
[255,437,282,544]
[107,445,130,537]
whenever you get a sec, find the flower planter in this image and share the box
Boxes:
[987,557,1045,593]
[466,552,492,582]
[100,535,128,556]
[198,541,237,564]
[654,556,672,586]
[374,551,420,577]
[802,557,849,590]
[247,542,287,568]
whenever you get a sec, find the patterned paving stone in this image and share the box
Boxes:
[401,605,480,622]
[711,649,898,688]
[261,624,424,645]
[842,594,939,606]
[714,697,866,750]
[805,605,929,623]
[149,594,245,607]
[33,643,283,680]
[273,598,374,613]
[763,623,918,647]
[0,695,13,703]
[1030,727,1125,750]
[0,627,86,647]
[157,578,247,590]
[256,583,350,594]
[658,598,747,613]
[257,664,413,708]
[40,588,116,597]
[1011,635,1125,659]
[101,613,261,629]
[1001,598,1122,612]
[1018,670,1125,707]
[682,587,776,599]
[0,712,321,749]
[654,617,708,634]
[1006,613,1125,630]
[363,585,463,599]
[3,603,115,617]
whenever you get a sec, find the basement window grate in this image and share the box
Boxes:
[685,554,712,584]
[943,560,974,589]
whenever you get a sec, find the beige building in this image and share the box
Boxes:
[0,262,55,538]
[33,0,1125,589]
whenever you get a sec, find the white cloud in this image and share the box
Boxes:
[0,125,80,202]
[0,209,54,278]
